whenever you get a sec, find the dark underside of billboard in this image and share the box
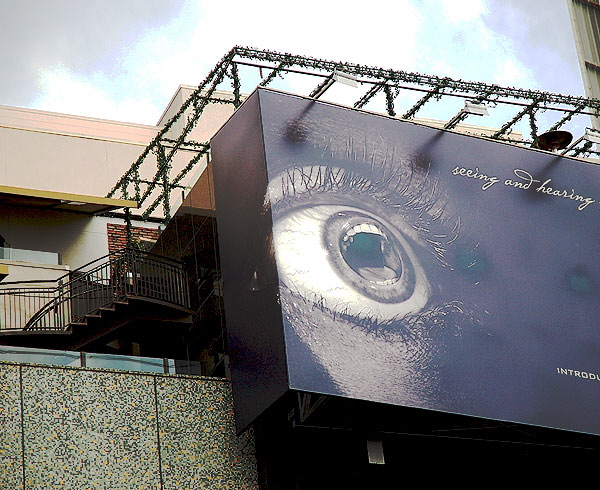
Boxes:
[210,87,600,483]
[252,392,600,487]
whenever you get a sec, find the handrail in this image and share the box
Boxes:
[0,248,190,333]
[0,248,185,288]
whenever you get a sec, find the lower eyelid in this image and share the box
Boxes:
[282,290,470,360]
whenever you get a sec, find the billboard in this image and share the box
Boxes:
[212,88,600,434]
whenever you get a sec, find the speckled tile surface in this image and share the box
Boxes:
[157,377,258,490]
[21,366,161,490]
[0,363,258,490]
[0,363,23,490]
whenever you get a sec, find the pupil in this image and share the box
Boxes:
[341,232,401,283]
[346,233,384,267]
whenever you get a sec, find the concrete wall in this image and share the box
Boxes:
[0,99,217,219]
[0,206,161,273]
[0,362,258,490]
[0,261,69,286]
[0,106,157,198]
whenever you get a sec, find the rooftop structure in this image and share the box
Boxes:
[107,47,600,229]
[1,47,600,489]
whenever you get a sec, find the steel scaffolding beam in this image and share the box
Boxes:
[107,47,600,228]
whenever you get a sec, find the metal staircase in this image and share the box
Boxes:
[0,248,192,350]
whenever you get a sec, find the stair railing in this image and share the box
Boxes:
[0,249,190,333]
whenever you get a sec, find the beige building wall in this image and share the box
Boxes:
[0,261,69,286]
[0,88,235,219]
[0,206,161,272]
[0,105,158,197]
[0,85,232,279]
[568,0,600,130]
[157,87,237,143]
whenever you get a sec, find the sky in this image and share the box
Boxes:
[0,0,585,126]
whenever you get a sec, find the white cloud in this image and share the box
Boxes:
[441,0,488,24]
[35,66,162,124]
[32,0,426,123]
[413,0,535,86]
[494,58,531,87]
[28,0,564,125]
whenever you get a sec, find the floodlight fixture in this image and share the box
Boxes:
[584,127,600,144]
[332,70,358,88]
[561,127,600,155]
[311,70,358,99]
[444,100,490,129]
[463,101,490,116]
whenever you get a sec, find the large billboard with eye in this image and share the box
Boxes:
[212,88,600,434]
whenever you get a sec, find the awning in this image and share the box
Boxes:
[0,185,137,214]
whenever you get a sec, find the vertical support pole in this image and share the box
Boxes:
[529,109,539,147]
[231,62,242,108]
[491,103,535,139]
[548,103,586,132]
[353,83,383,109]
[121,181,133,248]
[133,168,141,204]
[162,175,171,221]
[259,62,288,87]
[154,143,172,222]
[384,85,396,117]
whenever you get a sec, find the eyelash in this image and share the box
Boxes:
[271,150,462,270]
[266,136,493,341]
[281,285,482,345]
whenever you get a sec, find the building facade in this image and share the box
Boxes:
[0,90,258,489]
[1,47,600,489]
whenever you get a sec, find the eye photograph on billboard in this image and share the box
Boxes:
[212,88,600,436]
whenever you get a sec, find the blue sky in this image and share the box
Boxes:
[1,0,584,125]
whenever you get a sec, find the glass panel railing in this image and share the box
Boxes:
[0,247,60,265]
[173,359,204,376]
[0,345,200,376]
[84,352,166,374]
[0,345,80,366]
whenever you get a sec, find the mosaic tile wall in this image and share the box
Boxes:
[157,377,258,490]
[0,362,258,490]
[0,364,22,490]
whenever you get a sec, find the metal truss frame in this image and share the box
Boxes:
[107,46,600,226]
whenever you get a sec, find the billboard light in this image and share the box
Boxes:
[311,70,358,99]
[444,101,490,130]
[333,70,358,88]
[463,101,490,116]
[584,128,600,144]
[561,128,600,155]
